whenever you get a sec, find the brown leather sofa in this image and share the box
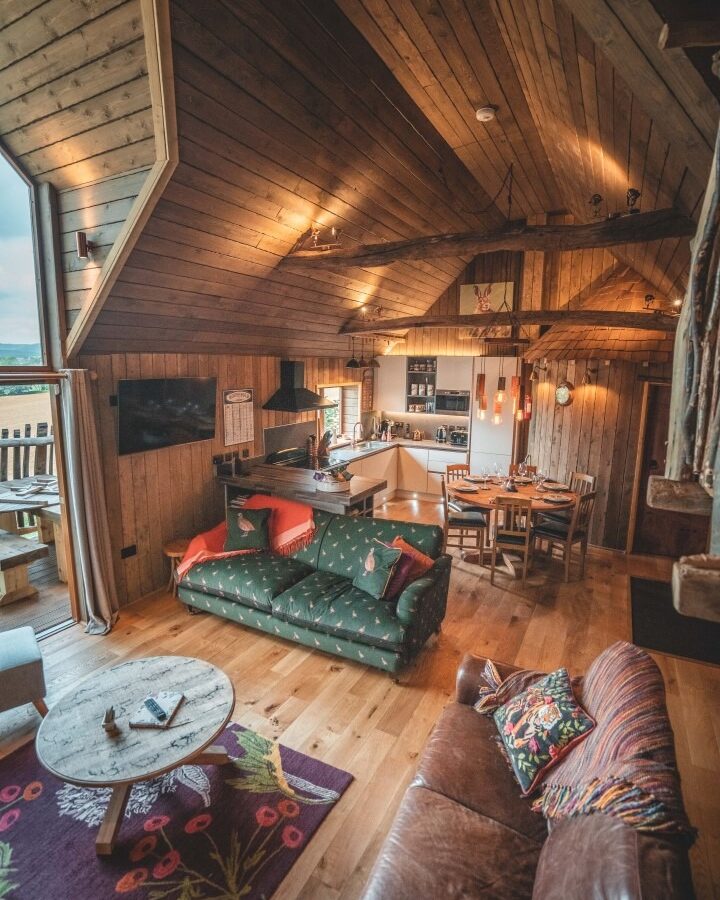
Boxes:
[362,651,695,899]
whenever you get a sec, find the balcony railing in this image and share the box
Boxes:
[0,422,55,482]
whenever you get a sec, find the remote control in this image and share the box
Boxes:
[144,697,167,721]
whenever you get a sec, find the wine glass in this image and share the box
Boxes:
[518,460,527,478]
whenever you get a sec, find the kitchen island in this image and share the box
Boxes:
[220,464,387,517]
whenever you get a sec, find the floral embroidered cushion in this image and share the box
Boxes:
[224,507,271,553]
[352,539,402,600]
[493,667,595,795]
[390,536,435,580]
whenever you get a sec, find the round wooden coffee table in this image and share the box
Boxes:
[35,656,235,855]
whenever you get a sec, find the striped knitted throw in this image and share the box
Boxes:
[533,641,696,841]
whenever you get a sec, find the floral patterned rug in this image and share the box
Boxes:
[0,723,353,899]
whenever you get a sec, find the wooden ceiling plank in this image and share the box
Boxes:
[0,3,144,105]
[57,168,150,212]
[204,0,495,230]
[33,140,156,190]
[562,0,713,183]
[5,77,151,158]
[0,0,127,71]
[462,0,561,211]
[171,31,477,240]
[0,40,147,134]
[606,0,719,145]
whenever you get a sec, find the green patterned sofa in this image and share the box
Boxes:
[177,511,451,673]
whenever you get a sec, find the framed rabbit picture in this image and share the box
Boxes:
[459,282,514,339]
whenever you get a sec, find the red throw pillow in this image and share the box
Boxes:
[391,536,435,580]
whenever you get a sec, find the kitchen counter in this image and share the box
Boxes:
[220,465,387,516]
[325,438,467,468]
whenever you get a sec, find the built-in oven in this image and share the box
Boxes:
[434,390,470,416]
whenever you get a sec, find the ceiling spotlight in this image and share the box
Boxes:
[673,298,682,308]
[475,105,497,123]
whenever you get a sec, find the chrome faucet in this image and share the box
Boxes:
[352,421,365,446]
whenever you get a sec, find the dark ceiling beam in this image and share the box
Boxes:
[658,21,720,49]
[342,309,679,335]
[284,209,695,269]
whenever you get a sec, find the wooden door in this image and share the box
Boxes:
[632,383,708,556]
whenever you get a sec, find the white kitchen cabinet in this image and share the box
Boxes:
[426,449,468,494]
[374,355,407,414]
[436,356,473,391]
[361,447,397,503]
[398,447,429,493]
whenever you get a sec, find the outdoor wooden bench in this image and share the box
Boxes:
[0,528,49,606]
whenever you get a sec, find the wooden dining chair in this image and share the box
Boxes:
[539,471,596,527]
[533,491,596,582]
[446,463,470,482]
[490,496,534,586]
[508,463,537,476]
[441,477,487,559]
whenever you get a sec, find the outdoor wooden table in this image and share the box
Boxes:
[0,476,59,533]
[448,479,577,574]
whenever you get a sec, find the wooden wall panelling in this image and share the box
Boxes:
[0,0,155,187]
[527,358,672,548]
[58,169,151,328]
[79,353,364,604]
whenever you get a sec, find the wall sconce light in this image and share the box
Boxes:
[644,293,655,310]
[529,363,547,382]
[627,188,641,214]
[75,231,94,259]
[581,367,598,386]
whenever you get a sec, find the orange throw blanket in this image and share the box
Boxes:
[176,495,315,582]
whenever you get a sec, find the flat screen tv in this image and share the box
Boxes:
[117,377,217,456]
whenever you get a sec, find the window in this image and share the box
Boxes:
[0,151,42,366]
[321,384,360,440]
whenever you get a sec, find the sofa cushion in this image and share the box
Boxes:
[272,571,408,652]
[532,813,695,900]
[494,668,595,795]
[288,509,333,569]
[413,702,548,843]
[316,515,443,577]
[363,785,541,900]
[180,553,312,611]
[224,506,271,552]
[352,540,402,600]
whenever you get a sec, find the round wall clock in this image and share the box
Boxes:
[555,380,574,407]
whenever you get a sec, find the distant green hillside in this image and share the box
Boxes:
[0,344,46,394]
[0,343,42,362]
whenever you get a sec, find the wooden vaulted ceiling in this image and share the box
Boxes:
[1,0,716,357]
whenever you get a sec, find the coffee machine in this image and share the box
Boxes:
[435,424,448,443]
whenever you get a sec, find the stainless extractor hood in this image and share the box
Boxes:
[262,361,337,413]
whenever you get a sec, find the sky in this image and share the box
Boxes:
[0,155,41,346]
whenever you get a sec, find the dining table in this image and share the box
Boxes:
[447,477,578,574]
[0,475,60,533]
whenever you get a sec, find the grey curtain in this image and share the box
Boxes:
[60,369,119,634]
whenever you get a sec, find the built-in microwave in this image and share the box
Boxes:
[435,390,470,416]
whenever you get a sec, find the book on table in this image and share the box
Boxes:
[128,692,185,729]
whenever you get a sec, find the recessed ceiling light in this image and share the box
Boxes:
[475,105,497,123]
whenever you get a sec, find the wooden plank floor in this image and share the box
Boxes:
[0,497,718,898]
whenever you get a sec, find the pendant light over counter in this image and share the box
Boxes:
[345,337,360,369]
[475,357,488,420]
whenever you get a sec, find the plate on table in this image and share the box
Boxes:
[453,485,477,493]
[543,493,570,503]
[543,482,570,491]
[514,476,533,484]
[464,476,486,484]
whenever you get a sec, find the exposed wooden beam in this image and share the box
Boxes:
[283,209,695,270]
[658,21,720,49]
[563,0,715,182]
[65,0,179,359]
[342,309,678,335]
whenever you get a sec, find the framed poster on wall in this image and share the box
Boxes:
[459,282,514,339]
[223,388,254,446]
